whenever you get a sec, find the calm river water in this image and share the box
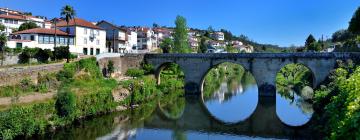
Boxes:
[36,71,314,140]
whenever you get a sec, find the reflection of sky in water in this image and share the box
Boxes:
[129,128,285,140]
[204,83,258,123]
[276,92,313,126]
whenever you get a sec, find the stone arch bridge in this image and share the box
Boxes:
[144,53,359,96]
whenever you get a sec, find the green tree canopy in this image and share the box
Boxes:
[332,29,353,43]
[160,38,173,53]
[0,23,5,31]
[173,15,190,53]
[18,22,39,32]
[349,7,360,34]
[305,34,317,51]
[198,37,207,53]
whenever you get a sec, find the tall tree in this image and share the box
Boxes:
[60,5,76,63]
[198,37,207,53]
[173,15,190,53]
[305,34,316,50]
[18,22,39,31]
[160,38,173,53]
[332,29,353,43]
[0,33,7,66]
[349,7,360,34]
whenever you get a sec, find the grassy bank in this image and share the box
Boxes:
[0,58,185,140]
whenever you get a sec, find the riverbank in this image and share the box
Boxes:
[0,58,185,140]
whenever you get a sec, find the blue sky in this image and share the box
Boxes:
[1,0,359,47]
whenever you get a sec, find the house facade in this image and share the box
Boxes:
[136,27,157,51]
[6,28,75,50]
[97,21,137,53]
[56,18,106,55]
[0,8,51,35]
[211,32,225,41]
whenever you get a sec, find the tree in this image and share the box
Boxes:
[305,34,316,51]
[198,37,207,53]
[173,15,190,53]
[332,29,353,43]
[61,5,76,63]
[55,90,76,117]
[0,23,5,31]
[35,48,52,63]
[349,7,360,34]
[153,23,159,28]
[18,22,39,32]
[53,46,70,60]
[160,38,173,53]
[107,60,115,77]
[18,47,38,64]
[0,33,7,66]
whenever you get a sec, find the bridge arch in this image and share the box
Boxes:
[154,62,186,85]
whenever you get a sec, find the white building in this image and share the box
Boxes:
[0,7,51,35]
[97,21,137,53]
[136,27,157,51]
[6,28,75,50]
[211,32,225,41]
[56,18,106,55]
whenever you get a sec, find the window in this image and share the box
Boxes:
[96,39,100,45]
[4,19,9,23]
[9,20,13,24]
[69,38,74,45]
[90,30,94,35]
[84,28,87,35]
[0,19,2,23]
[44,36,49,44]
[97,30,100,36]
[14,20,18,24]
[60,37,65,45]
[96,49,100,55]
[83,48,88,55]
[30,35,35,41]
[49,36,54,43]
[90,48,94,55]
[38,36,44,44]
[57,37,61,44]
[84,38,87,44]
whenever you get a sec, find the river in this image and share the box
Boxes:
[35,66,315,140]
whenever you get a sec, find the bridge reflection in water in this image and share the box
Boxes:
[144,96,312,139]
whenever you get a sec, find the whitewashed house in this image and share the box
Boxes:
[0,8,51,35]
[211,32,225,41]
[6,28,75,50]
[56,18,106,55]
[136,27,157,51]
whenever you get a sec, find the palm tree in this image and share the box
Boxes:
[60,5,76,63]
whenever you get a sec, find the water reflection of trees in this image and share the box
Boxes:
[276,64,314,115]
[203,63,256,102]
[158,90,186,120]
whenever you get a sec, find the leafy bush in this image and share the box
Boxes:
[107,60,114,75]
[125,68,144,78]
[34,49,52,63]
[142,63,154,74]
[55,90,76,118]
[53,46,70,60]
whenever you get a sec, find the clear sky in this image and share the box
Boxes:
[1,0,359,47]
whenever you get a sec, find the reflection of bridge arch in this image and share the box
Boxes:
[157,99,186,121]
[145,97,313,139]
[199,61,257,94]
[154,62,185,85]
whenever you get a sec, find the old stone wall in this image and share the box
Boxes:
[97,54,145,77]
[0,63,64,87]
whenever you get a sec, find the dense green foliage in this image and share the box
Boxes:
[0,23,5,31]
[349,7,360,35]
[313,60,360,139]
[61,5,76,49]
[160,37,173,53]
[53,46,70,61]
[55,90,76,117]
[107,60,114,76]
[197,37,207,53]
[125,68,145,78]
[18,22,39,32]
[173,15,191,53]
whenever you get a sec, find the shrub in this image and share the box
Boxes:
[55,90,76,117]
[125,68,144,78]
[34,48,52,63]
[53,46,70,60]
[18,47,38,64]
[107,60,115,75]
[142,63,154,74]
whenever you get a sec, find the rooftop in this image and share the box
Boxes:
[56,18,103,30]
[12,28,70,36]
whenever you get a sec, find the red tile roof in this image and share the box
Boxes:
[56,18,103,30]
[13,28,70,36]
[0,14,26,20]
